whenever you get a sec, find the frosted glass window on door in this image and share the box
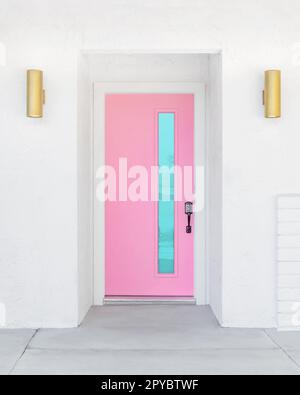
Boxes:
[158,113,175,274]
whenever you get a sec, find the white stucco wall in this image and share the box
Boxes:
[207,54,223,322]
[1,0,300,328]
[87,53,209,83]
[0,38,79,327]
[77,55,93,324]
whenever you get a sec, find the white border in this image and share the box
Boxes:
[93,82,207,305]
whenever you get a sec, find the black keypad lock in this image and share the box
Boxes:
[185,202,193,234]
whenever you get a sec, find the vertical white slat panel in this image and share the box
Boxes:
[278,275,300,288]
[278,197,300,209]
[278,236,300,248]
[278,222,300,235]
[278,288,300,301]
[278,210,300,222]
[277,196,300,331]
[278,249,300,261]
[278,262,300,275]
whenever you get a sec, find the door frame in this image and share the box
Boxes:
[93,82,207,305]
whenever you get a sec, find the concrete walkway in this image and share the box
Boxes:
[1,306,300,375]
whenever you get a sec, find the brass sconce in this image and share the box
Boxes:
[263,70,281,118]
[27,70,45,118]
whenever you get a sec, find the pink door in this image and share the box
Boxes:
[105,94,194,297]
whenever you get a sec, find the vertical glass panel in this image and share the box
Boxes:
[158,113,175,274]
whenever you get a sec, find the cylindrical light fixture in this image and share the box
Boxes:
[263,70,281,118]
[27,69,45,118]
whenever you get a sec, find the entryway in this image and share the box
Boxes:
[77,52,223,324]
[93,81,206,305]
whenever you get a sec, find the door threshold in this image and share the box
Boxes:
[104,297,196,306]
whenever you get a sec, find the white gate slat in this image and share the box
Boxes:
[277,196,300,331]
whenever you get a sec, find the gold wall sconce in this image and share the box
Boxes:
[263,70,281,118]
[27,70,45,118]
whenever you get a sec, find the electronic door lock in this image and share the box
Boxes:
[185,202,193,234]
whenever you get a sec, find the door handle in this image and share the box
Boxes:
[185,202,193,234]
